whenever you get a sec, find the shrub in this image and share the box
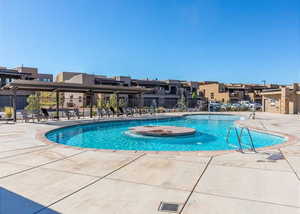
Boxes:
[157,107,166,113]
[4,106,13,118]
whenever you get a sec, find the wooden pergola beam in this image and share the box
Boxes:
[1,80,152,94]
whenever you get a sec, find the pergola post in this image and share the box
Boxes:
[12,88,17,122]
[90,91,93,118]
[139,92,144,108]
[56,91,59,120]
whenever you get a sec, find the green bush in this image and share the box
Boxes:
[109,94,117,110]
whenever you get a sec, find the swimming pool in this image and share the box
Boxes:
[46,115,285,151]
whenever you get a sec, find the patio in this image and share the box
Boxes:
[0,112,299,214]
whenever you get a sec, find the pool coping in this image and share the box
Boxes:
[35,113,299,157]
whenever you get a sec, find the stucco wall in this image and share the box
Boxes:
[199,83,229,103]
[263,94,281,113]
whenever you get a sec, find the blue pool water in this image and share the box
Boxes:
[46,115,285,151]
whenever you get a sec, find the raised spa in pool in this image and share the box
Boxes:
[45,115,285,151]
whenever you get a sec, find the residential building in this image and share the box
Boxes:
[0,66,53,109]
[55,72,125,108]
[55,72,202,108]
[199,82,280,104]
[261,83,300,114]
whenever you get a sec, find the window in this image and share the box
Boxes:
[38,78,51,82]
[270,98,278,106]
[5,78,12,84]
[210,92,214,99]
[219,86,225,92]
[170,86,177,95]
[95,79,100,84]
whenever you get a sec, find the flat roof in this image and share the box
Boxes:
[1,80,153,94]
[0,69,30,76]
[132,79,168,85]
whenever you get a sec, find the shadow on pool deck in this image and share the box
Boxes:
[0,187,60,214]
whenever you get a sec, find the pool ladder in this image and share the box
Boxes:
[226,127,256,153]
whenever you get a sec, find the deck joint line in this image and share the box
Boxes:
[196,191,300,209]
[106,177,190,192]
[34,152,146,214]
[211,162,294,173]
[259,120,268,130]
[279,148,300,181]
[0,144,50,156]
[178,156,213,214]
[0,149,87,179]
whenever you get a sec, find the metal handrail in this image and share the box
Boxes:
[226,127,243,153]
[239,127,256,152]
[226,127,256,153]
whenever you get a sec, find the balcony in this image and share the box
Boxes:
[229,92,244,99]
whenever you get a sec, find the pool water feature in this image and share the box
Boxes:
[46,115,285,151]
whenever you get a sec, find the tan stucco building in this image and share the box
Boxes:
[199,82,279,104]
[0,66,53,109]
[261,83,300,114]
[55,72,202,109]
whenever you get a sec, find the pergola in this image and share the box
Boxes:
[1,80,153,121]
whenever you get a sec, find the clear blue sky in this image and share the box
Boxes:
[1,0,299,84]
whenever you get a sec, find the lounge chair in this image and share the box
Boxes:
[119,107,132,117]
[0,115,14,123]
[118,107,124,115]
[132,108,137,116]
[136,108,142,116]
[124,107,134,117]
[32,110,43,122]
[21,110,36,123]
[106,108,112,117]
[97,108,104,119]
[110,107,117,117]
[74,109,81,119]
[127,108,134,116]
[149,107,155,115]
[63,109,71,120]
[41,108,54,120]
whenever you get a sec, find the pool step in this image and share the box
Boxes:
[226,127,256,153]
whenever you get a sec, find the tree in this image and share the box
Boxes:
[97,96,107,109]
[192,92,198,99]
[191,92,198,108]
[25,93,40,112]
[109,94,117,110]
[39,92,56,108]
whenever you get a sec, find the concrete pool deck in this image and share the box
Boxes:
[0,112,299,213]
